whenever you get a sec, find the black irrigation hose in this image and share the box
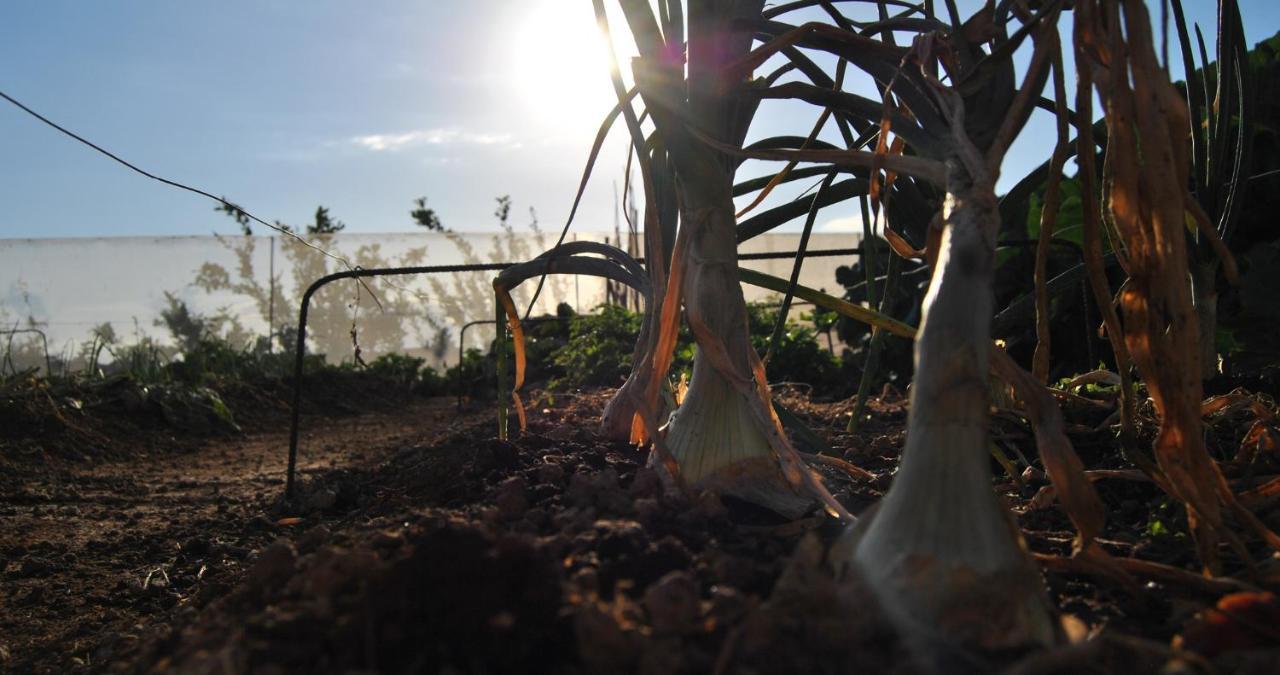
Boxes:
[281,241,1037,501]
[285,262,511,501]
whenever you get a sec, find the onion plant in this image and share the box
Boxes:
[596,0,850,519]
[594,0,1086,657]
[500,0,1276,661]
[1073,0,1280,574]
[1169,0,1252,381]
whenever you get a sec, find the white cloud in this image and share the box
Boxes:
[351,128,513,152]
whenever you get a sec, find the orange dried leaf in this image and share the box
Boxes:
[1238,475,1280,510]
[495,286,529,432]
[1176,592,1280,658]
[882,226,925,259]
[992,348,1106,549]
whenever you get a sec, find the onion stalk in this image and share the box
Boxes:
[663,350,814,518]
[607,0,847,520]
[833,164,1060,661]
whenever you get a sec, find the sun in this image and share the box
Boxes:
[508,0,621,131]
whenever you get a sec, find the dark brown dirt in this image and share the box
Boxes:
[0,391,485,673]
[2,383,1279,674]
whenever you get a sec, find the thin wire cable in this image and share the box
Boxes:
[0,89,369,271]
[0,88,447,311]
[0,88,1043,312]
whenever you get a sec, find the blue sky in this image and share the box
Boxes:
[1,1,1276,240]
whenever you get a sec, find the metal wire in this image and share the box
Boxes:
[0,89,373,272]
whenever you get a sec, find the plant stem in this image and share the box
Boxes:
[847,195,888,434]
[847,162,1058,652]
[495,294,508,439]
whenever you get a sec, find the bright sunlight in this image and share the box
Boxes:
[508,0,621,130]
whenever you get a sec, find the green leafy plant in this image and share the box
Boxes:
[551,304,651,390]
[446,347,493,399]
[307,206,345,235]
[366,352,427,388]
[746,303,846,397]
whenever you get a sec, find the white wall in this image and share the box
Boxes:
[0,231,860,372]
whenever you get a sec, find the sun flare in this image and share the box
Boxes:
[509,1,621,131]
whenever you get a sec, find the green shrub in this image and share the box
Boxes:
[446,347,493,399]
[366,352,427,387]
[167,336,308,385]
[552,304,659,389]
[549,302,845,395]
[521,307,573,385]
[104,337,170,384]
[746,303,850,397]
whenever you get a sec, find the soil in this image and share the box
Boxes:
[2,379,1280,674]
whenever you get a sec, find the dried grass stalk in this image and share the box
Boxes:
[1074,0,1280,572]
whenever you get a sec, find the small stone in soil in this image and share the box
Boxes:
[494,477,530,520]
[643,570,701,634]
[246,541,297,591]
